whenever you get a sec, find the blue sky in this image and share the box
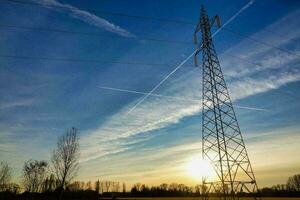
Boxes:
[0,0,300,187]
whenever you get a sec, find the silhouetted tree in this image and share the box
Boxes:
[52,127,80,191]
[68,181,83,191]
[287,174,300,192]
[135,183,141,192]
[195,184,201,196]
[95,180,100,194]
[79,181,85,190]
[6,183,20,194]
[131,185,138,195]
[22,160,48,192]
[100,181,104,193]
[113,181,120,192]
[0,161,11,191]
[104,181,112,192]
[86,181,92,190]
[160,183,168,191]
[169,183,178,192]
[141,184,149,193]
[272,184,287,192]
[42,174,57,192]
[122,182,126,193]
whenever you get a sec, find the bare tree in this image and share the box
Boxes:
[135,183,141,192]
[272,184,286,192]
[0,161,12,191]
[159,183,168,191]
[122,182,126,193]
[42,174,57,192]
[111,181,119,192]
[169,183,178,192]
[22,160,48,192]
[104,181,112,192]
[6,183,20,194]
[86,181,92,190]
[51,127,80,190]
[68,181,82,191]
[195,184,201,196]
[95,180,100,194]
[80,181,85,190]
[100,181,104,193]
[287,174,300,192]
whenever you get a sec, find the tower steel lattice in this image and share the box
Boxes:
[194,6,259,200]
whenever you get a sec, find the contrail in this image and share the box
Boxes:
[126,0,255,114]
[233,105,268,112]
[37,0,134,37]
[126,50,197,114]
[213,0,255,36]
[99,86,198,102]
[99,86,268,112]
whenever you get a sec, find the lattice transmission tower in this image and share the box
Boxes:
[194,5,259,200]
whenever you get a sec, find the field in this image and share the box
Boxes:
[113,198,300,200]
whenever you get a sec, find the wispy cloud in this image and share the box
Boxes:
[228,71,300,100]
[81,71,300,162]
[98,85,269,111]
[79,126,300,186]
[221,9,300,78]
[80,9,300,162]
[37,0,134,37]
[0,98,35,110]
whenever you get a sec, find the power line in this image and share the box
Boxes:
[1,26,293,71]
[0,54,196,68]
[2,0,297,48]
[0,24,193,45]
[0,0,195,25]
[2,25,299,63]
[1,1,295,79]
[2,24,299,58]
[222,27,300,59]
[2,0,298,54]
[0,51,274,73]
[0,25,292,71]
[0,51,272,72]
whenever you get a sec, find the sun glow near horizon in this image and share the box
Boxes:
[185,156,216,181]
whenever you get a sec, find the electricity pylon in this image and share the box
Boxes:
[194,5,259,200]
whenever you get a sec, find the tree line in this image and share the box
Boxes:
[129,178,300,197]
[1,127,300,199]
[0,127,80,199]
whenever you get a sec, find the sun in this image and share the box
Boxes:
[185,157,215,181]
